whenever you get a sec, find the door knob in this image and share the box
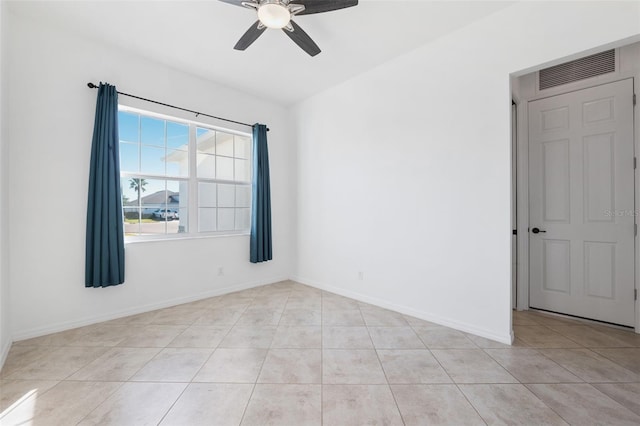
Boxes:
[531,227,546,234]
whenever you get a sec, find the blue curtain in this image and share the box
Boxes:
[250,124,272,263]
[85,83,125,287]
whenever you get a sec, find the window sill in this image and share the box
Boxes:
[124,232,250,245]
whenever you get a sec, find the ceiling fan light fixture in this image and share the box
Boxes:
[257,3,291,29]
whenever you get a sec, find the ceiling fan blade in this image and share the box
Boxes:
[234,21,266,51]
[218,0,246,7]
[291,0,358,15]
[283,20,321,57]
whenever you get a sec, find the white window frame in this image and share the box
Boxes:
[118,105,253,242]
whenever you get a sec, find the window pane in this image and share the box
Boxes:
[216,132,234,157]
[119,142,139,173]
[141,116,165,147]
[119,111,139,143]
[165,180,184,234]
[141,146,166,175]
[217,156,234,180]
[235,208,250,231]
[218,184,235,208]
[178,181,189,234]
[166,121,188,149]
[236,185,251,208]
[235,136,251,159]
[218,208,234,231]
[166,149,188,177]
[199,208,216,232]
[234,159,249,182]
[197,153,216,179]
[198,182,217,208]
[197,128,216,154]
[123,209,141,236]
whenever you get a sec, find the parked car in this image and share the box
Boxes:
[152,209,178,220]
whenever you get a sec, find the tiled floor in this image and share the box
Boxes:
[1,281,640,425]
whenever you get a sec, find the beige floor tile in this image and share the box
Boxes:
[285,297,321,310]
[219,326,277,348]
[368,327,425,349]
[322,296,360,310]
[378,350,452,384]
[590,325,640,347]
[167,325,230,348]
[592,383,640,416]
[69,347,161,381]
[130,348,212,382]
[461,384,568,425]
[20,381,122,425]
[322,309,365,326]
[548,325,633,347]
[323,349,387,384]
[78,382,186,426]
[235,309,283,326]
[514,326,582,348]
[391,384,485,425]
[323,327,373,349]
[279,308,322,326]
[0,379,59,412]
[360,307,408,326]
[160,383,253,426]
[592,348,640,374]
[193,348,267,383]
[241,384,321,426]
[414,328,477,349]
[464,333,516,349]
[0,346,52,378]
[431,349,517,384]
[192,308,245,326]
[323,384,403,426]
[106,311,158,326]
[117,325,186,347]
[271,326,322,348]
[485,348,582,383]
[403,316,445,329]
[527,383,640,425]
[258,349,321,384]
[15,326,94,347]
[539,348,640,382]
[67,324,135,347]
[150,307,207,326]
[5,346,108,380]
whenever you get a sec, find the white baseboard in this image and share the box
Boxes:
[291,275,513,345]
[12,275,288,342]
[0,336,12,373]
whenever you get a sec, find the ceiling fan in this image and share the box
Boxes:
[220,0,359,57]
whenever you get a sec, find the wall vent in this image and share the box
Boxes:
[539,49,615,90]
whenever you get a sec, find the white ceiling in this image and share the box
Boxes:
[7,0,513,105]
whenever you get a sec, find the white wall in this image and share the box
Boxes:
[0,0,12,364]
[291,1,640,343]
[7,12,294,340]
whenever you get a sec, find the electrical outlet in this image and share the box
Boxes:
[218,267,224,276]
[358,271,364,281]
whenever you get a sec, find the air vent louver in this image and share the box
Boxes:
[539,49,615,90]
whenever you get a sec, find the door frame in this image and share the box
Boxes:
[513,45,640,333]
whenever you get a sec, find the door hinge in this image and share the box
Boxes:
[635,223,638,237]
[635,157,637,169]
[634,93,637,106]
[635,289,638,301]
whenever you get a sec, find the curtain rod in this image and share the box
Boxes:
[87,82,268,131]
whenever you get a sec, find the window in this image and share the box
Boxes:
[118,107,252,239]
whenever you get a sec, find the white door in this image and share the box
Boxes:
[529,78,635,327]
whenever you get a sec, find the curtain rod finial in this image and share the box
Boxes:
[87,82,98,89]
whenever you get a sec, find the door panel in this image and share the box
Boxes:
[529,78,635,327]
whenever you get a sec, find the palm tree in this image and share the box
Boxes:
[129,178,148,208]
